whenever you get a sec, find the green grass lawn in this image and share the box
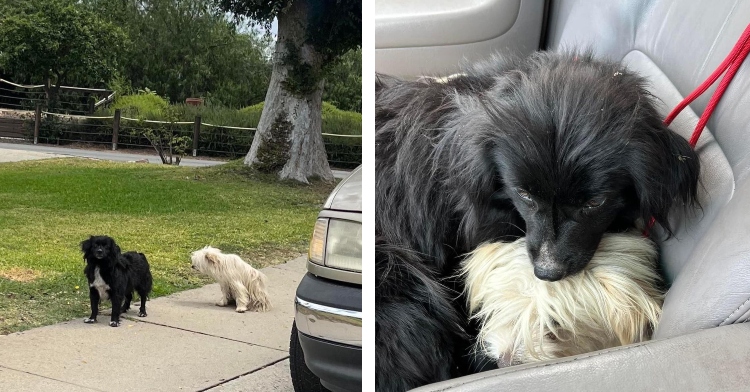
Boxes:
[0,158,336,334]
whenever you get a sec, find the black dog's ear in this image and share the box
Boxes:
[80,237,92,254]
[109,238,121,255]
[628,119,700,237]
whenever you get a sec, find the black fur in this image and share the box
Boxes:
[80,235,153,327]
[375,51,700,391]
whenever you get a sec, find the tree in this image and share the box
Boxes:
[323,47,361,113]
[216,0,361,183]
[84,0,273,108]
[135,106,191,165]
[0,0,127,109]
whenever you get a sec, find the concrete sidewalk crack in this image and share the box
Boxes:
[196,356,290,391]
[121,316,287,353]
[0,364,106,392]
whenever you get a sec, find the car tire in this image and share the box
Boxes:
[290,321,329,392]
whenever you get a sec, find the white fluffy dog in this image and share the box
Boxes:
[462,232,663,367]
[190,246,271,313]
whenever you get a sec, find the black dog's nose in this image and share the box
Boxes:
[533,265,566,282]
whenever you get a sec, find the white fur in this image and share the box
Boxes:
[90,267,110,300]
[462,232,663,367]
[191,246,271,312]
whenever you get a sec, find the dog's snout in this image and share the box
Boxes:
[533,265,566,282]
[531,242,567,281]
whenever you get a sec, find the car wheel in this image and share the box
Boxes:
[290,321,329,392]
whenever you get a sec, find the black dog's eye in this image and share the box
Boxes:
[516,188,533,202]
[583,197,606,209]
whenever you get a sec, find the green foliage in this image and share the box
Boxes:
[321,102,361,136]
[320,102,360,169]
[0,0,128,102]
[215,0,291,30]
[306,0,362,62]
[107,73,135,97]
[238,102,266,121]
[176,104,259,128]
[323,48,361,112]
[85,0,272,108]
[132,106,191,165]
[106,91,170,119]
[37,115,67,144]
[237,101,360,135]
[216,0,361,62]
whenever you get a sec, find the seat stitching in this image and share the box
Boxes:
[719,296,750,326]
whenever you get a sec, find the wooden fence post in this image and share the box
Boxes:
[193,116,201,157]
[113,109,121,151]
[33,104,41,144]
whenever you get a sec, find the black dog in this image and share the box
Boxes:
[80,235,153,327]
[375,51,700,391]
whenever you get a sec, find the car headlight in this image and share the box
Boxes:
[308,218,362,272]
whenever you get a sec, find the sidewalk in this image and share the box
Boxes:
[0,256,309,392]
[0,141,222,167]
[0,142,353,179]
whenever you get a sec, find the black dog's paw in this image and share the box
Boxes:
[109,321,121,327]
[138,311,147,317]
[83,318,97,324]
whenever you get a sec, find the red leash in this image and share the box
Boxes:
[645,23,750,235]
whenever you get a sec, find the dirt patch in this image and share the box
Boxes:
[214,244,304,270]
[247,249,304,269]
[0,267,42,282]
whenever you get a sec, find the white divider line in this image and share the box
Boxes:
[0,79,44,89]
[120,116,193,125]
[202,122,256,131]
[0,78,111,92]
[322,133,362,138]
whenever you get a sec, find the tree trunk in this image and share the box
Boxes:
[244,0,334,184]
[43,77,60,112]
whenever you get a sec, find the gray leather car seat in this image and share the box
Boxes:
[413,0,750,390]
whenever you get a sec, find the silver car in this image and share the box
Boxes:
[290,166,362,392]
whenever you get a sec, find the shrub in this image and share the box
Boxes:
[238,101,361,135]
[100,90,169,119]
[131,106,191,165]
[177,104,260,128]
[319,103,360,169]
[237,102,265,127]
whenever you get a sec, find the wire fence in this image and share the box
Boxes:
[25,108,361,169]
[0,79,115,115]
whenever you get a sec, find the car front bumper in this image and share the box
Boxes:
[295,273,362,392]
